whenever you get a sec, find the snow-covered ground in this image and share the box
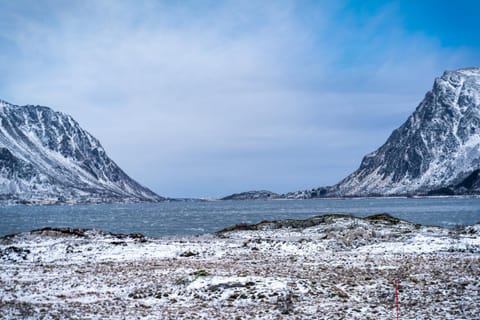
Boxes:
[1,214,479,319]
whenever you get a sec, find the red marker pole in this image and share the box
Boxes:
[394,279,399,320]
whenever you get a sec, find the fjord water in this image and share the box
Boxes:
[1,197,479,237]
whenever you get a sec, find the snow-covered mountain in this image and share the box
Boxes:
[334,67,480,196]
[0,99,163,204]
[290,67,480,198]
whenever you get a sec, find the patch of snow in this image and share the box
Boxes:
[2,216,478,319]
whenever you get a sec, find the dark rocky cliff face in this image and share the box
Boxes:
[0,99,163,204]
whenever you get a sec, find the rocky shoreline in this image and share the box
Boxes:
[1,214,479,319]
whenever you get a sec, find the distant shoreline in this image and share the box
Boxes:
[1,193,480,206]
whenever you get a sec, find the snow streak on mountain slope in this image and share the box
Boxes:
[333,68,480,196]
[0,99,163,204]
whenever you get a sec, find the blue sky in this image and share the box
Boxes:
[0,0,479,198]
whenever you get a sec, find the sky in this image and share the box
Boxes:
[0,0,479,198]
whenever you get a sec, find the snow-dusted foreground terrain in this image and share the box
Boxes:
[1,214,479,319]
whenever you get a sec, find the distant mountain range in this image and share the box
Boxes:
[223,68,480,200]
[0,99,163,204]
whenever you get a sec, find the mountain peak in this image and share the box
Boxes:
[0,99,11,108]
[446,67,480,76]
[329,67,480,196]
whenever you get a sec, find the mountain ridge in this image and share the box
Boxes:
[0,99,164,204]
[283,67,480,199]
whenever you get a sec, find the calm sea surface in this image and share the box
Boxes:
[1,197,479,237]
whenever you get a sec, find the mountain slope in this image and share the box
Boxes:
[333,67,480,196]
[0,99,163,204]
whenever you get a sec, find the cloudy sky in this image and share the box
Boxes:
[0,0,479,198]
